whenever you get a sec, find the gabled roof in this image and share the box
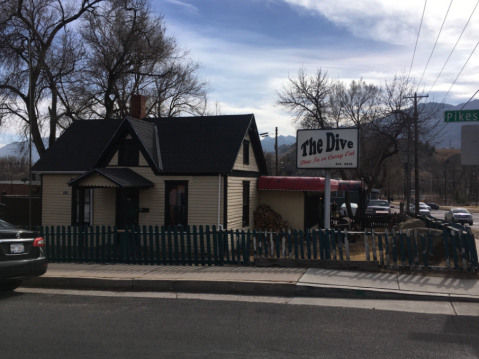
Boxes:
[146,114,267,174]
[67,168,154,189]
[32,119,121,172]
[32,114,267,175]
[94,117,162,173]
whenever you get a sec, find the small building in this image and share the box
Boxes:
[32,100,268,230]
[258,176,363,229]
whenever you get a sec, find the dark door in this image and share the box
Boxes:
[117,189,139,229]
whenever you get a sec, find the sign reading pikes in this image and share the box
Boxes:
[444,110,479,123]
[296,128,359,169]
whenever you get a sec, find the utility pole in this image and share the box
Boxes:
[275,127,278,176]
[28,38,32,230]
[444,161,447,206]
[406,92,428,216]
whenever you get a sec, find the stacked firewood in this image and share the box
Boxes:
[254,204,290,232]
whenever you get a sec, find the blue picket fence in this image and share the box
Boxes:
[36,224,478,271]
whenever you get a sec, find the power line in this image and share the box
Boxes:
[460,88,479,110]
[409,0,428,79]
[417,0,454,88]
[441,37,479,102]
[428,0,479,93]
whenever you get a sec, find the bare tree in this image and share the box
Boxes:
[0,0,103,157]
[77,0,210,119]
[275,67,338,129]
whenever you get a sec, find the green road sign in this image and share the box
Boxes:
[444,109,479,122]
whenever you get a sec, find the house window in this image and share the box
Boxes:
[119,139,139,166]
[165,181,188,227]
[242,181,250,227]
[72,188,91,226]
[243,140,250,165]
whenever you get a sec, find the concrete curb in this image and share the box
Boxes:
[22,276,479,303]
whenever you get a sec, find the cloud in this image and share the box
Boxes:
[165,0,199,15]
[281,0,479,46]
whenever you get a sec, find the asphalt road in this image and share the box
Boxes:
[1,290,478,359]
[429,209,479,231]
[391,206,479,230]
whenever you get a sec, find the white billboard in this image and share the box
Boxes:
[296,128,359,169]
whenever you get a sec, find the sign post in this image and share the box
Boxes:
[296,128,359,229]
[324,170,331,229]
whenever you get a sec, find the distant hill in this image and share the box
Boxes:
[0,138,48,162]
[261,135,296,152]
[425,99,479,149]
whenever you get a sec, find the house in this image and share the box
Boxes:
[32,96,268,230]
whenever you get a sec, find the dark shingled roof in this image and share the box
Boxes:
[68,168,154,188]
[32,119,121,172]
[33,114,267,174]
[127,117,161,170]
[146,115,257,173]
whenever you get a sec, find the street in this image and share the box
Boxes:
[392,206,479,231]
[1,289,479,359]
[430,209,479,231]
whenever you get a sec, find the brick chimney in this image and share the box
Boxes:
[130,94,147,119]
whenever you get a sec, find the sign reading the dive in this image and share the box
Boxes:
[296,128,359,169]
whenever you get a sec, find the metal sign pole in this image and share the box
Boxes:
[324,169,331,229]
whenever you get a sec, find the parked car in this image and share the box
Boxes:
[0,220,47,291]
[444,208,473,225]
[427,203,440,210]
[410,203,431,216]
[340,203,358,217]
[409,202,430,212]
[366,200,391,214]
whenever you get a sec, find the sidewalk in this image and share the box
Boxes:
[23,263,479,303]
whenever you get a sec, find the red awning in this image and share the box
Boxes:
[257,176,363,192]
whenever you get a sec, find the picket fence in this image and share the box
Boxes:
[37,223,478,271]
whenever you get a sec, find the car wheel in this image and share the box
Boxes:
[0,280,22,291]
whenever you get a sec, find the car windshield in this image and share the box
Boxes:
[452,209,469,213]
[341,203,358,208]
[0,219,17,229]
[368,201,389,207]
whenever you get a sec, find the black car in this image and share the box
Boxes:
[427,203,440,210]
[0,220,47,291]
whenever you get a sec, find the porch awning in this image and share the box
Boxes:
[67,168,154,189]
[257,176,363,192]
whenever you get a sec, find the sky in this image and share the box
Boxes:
[148,0,479,137]
[2,0,479,146]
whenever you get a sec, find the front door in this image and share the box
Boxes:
[117,189,139,229]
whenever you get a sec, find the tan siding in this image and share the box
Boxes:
[139,152,148,166]
[43,168,228,227]
[233,133,259,171]
[104,166,224,227]
[42,175,74,226]
[92,188,116,226]
[259,191,304,230]
[227,176,258,230]
[109,151,118,166]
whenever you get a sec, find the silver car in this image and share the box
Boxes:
[366,200,391,214]
[444,208,473,225]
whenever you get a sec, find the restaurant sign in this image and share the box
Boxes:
[296,128,359,169]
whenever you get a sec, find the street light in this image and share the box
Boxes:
[21,36,33,230]
[260,128,279,175]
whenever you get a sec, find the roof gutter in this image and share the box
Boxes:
[32,171,85,174]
